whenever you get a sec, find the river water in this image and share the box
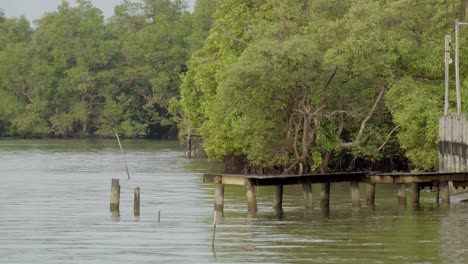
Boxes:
[1,139,468,263]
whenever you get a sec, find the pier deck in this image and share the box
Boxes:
[204,171,468,212]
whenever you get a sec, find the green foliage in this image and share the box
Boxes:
[179,0,465,172]
[203,36,323,166]
[0,0,192,138]
[0,0,466,172]
[111,0,191,137]
[386,78,442,170]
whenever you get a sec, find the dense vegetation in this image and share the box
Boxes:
[1,0,468,172]
[0,0,195,138]
[178,0,468,173]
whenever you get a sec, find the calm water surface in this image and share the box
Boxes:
[1,139,468,263]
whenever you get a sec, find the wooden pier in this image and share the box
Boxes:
[202,109,468,214]
[205,171,468,212]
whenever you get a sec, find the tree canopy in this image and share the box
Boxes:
[0,0,192,138]
[1,0,467,172]
[178,0,467,172]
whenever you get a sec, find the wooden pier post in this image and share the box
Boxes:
[321,183,330,209]
[246,179,257,212]
[214,176,225,212]
[440,181,451,204]
[303,182,313,209]
[366,183,375,207]
[186,127,193,158]
[134,186,140,216]
[397,183,406,207]
[272,185,283,210]
[186,134,192,159]
[110,178,120,213]
[411,183,420,207]
[350,181,361,208]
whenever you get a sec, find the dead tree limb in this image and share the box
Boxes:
[378,125,400,151]
[340,86,386,148]
[116,133,131,180]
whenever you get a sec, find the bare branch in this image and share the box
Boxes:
[329,110,352,116]
[337,112,344,137]
[377,125,400,151]
[322,66,338,105]
[292,119,301,160]
[115,133,131,181]
[340,86,386,148]
[281,160,299,175]
[312,104,327,116]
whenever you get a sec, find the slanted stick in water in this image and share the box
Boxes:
[115,133,131,180]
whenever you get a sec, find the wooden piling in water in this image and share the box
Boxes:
[272,185,283,210]
[321,183,330,209]
[186,134,192,159]
[366,183,375,207]
[245,179,257,212]
[350,181,361,208]
[214,176,224,212]
[411,183,420,207]
[397,183,406,207]
[440,181,451,204]
[302,182,313,209]
[134,186,140,216]
[211,210,217,252]
[110,178,120,213]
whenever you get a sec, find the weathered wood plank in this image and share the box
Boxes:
[369,173,468,184]
[439,116,445,172]
[208,172,468,187]
[221,176,247,185]
[448,115,454,172]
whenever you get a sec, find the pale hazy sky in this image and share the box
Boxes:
[1,0,195,23]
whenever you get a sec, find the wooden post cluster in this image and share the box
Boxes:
[207,170,466,215]
[109,179,142,216]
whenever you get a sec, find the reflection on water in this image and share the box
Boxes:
[0,139,467,263]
